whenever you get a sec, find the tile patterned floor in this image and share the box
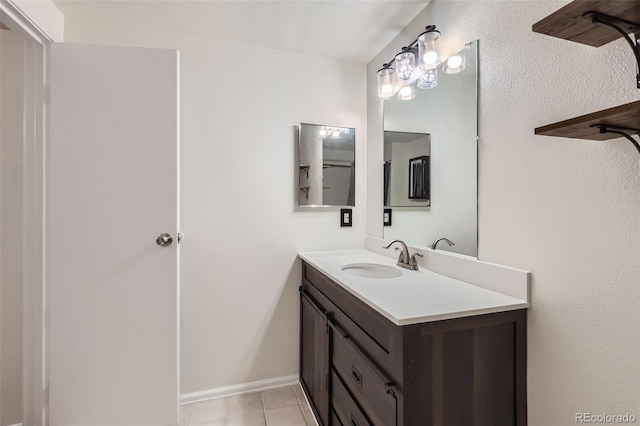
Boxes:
[179,384,317,426]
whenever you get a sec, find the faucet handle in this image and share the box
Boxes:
[389,246,405,262]
[409,252,423,267]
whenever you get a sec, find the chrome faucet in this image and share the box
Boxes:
[431,237,455,250]
[383,240,423,271]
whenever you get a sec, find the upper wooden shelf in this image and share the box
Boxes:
[535,100,640,140]
[532,0,640,47]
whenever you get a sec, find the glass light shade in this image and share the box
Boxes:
[318,127,328,138]
[397,85,415,101]
[394,51,416,81]
[418,31,441,70]
[442,50,466,74]
[417,68,438,89]
[377,67,397,99]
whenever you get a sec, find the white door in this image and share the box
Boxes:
[48,43,179,426]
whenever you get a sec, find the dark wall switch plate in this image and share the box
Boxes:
[340,208,352,227]
[383,208,392,226]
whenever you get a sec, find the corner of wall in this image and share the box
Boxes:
[7,0,64,42]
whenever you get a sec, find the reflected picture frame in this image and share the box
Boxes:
[408,155,430,200]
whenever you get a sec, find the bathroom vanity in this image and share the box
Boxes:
[299,250,528,426]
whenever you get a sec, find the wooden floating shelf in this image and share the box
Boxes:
[535,100,640,140]
[532,0,640,47]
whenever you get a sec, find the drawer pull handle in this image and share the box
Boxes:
[351,415,359,426]
[352,366,362,387]
[328,314,397,399]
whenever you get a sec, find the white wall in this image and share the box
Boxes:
[0,28,24,426]
[59,15,367,393]
[368,1,640,424]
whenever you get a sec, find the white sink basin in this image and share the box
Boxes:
[341,263,403,279]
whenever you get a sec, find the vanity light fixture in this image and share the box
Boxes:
[318,126,351,139]
[377,25,466,99]
[318,127,329,138]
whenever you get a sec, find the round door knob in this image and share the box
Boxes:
[156,233,173,247]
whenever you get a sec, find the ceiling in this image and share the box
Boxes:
[53,0,429,63]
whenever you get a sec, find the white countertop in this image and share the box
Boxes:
[299,249,530,326]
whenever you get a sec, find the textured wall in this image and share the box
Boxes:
[59,13,367,393]
[368,1,640,424]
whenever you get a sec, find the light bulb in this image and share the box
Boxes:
[442,49,465,74]
[318,127,328,137]
[447,55,462,69]
[423,51,438,66]
[332,130,340,138]
[377,66,397,99]
[418,29,441,70]
[397,85,415,101]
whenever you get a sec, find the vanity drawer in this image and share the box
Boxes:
[331,321,397,426]
[331,370,372,426]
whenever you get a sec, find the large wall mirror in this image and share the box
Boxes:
[299,123,355,207]
[383,41,478,257]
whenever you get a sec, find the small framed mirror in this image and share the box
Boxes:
[298,123,355,207]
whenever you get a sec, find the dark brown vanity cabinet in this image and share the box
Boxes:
[300,290,330,425]
[299,261,527,426]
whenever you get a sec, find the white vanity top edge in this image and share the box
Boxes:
[299,248,530,326]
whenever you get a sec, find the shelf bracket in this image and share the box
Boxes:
[590,124,640,154]
[299,186,310,200]
[585,11,640,89]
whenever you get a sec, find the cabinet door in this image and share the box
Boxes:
[300,291,329,425]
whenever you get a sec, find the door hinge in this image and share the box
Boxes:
[177,231,184,244]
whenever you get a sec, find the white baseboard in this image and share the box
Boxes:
[8,423,23,426]
[180,374,300,405]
